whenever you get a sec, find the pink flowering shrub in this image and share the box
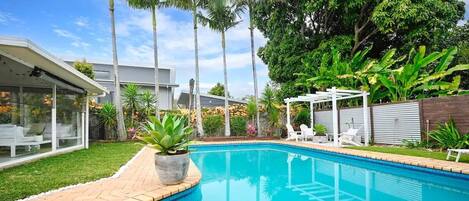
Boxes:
[247,123,257,137]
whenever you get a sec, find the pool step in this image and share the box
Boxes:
[288,182,364,201]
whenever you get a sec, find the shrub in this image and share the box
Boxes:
[247,123,257,137]
[428,119,469,150]
[294,108,310,127]
[230,116,247,136]
[313,124,327,136]
[203,115,224,136]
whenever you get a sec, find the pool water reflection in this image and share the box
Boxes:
[173,144,469,201]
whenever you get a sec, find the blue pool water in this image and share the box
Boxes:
[168,143,469,201]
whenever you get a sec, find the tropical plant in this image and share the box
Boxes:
[197,0,243,136]
[260,84,280,134]
[73,59,95,79]
[246,97,257,122]
[98,103,117,140]
[313,124,327,136]
[293,107,310,127]
[167,0,208,136]
[141,90,156,116]
[379,46,469,102]
[428,119,469,150]
[138,115,193,155]
[123,83,141,127]
[230,116,247,136]
[127,0,162,119]
[109,0,126,140]
[203,115,224,136]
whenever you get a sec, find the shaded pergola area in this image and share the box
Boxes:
[284,87,370,147]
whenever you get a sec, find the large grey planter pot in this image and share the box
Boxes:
[313,136,328,143]
[154,152,190,185]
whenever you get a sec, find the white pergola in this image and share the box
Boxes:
[284,87,370,147]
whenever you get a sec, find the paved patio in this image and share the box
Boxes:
[28,147,201,201]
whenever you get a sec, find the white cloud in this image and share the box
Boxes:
[54,29,80,40]
[0,11,18,25]
[53,28,91,50]
[75,17,89,27]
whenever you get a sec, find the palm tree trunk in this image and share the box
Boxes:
[109,0,126,141]
[248,0,260,136]
[151,5,160,119]
[192,2,204,136]
[222,31,230,136]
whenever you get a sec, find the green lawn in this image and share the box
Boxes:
[0,142,142,201]
[347,146,469,163]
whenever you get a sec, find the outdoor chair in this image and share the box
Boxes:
[299,124,315,142]
[286,124,302,142]
[338,127,362,146]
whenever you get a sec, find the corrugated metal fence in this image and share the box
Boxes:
[315,101,421,145]
[372,102,421,145]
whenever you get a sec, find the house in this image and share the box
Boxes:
[0,36,107,169]
[66,61,178,110]
[177,90,247,108]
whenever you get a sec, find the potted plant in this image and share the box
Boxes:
[313,124,328,143]
[138,115,193,185]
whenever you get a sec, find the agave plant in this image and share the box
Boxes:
[428,119,469,150]
[138,115,193,155]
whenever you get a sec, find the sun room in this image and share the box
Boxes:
[0,36,107,169]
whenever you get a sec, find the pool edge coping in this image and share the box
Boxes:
[191,140,469,176]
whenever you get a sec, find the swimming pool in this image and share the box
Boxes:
[166,143,469,201]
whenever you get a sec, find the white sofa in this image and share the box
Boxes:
[44,123,80,147]
[0,124,51,157]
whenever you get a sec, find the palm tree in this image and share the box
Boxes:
[109,0,126,141]
[127,0,162,119]
[233,0,260,135]
[198,0,243,136]
[167,0,208,136]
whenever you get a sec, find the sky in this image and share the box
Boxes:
[0,0,468,99]
[0,0,269,99]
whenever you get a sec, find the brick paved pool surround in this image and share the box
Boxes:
[29,140,469,201]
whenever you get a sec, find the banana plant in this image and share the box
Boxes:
[138,114,193,155]
[379,46,469,102]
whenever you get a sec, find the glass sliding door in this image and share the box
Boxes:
[56,88,84,149]
[0,86,53,163]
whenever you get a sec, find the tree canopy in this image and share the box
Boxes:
[253,0,466,100]
[208,82,229,97]
[73,59,95,79]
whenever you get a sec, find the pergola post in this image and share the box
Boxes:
[331,87,339,147]
[363,91,369,146]
[286,100,291,126]
[310,101,314,128]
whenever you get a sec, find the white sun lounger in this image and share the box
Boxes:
[446,149,469,162]
[338,128,362,146]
